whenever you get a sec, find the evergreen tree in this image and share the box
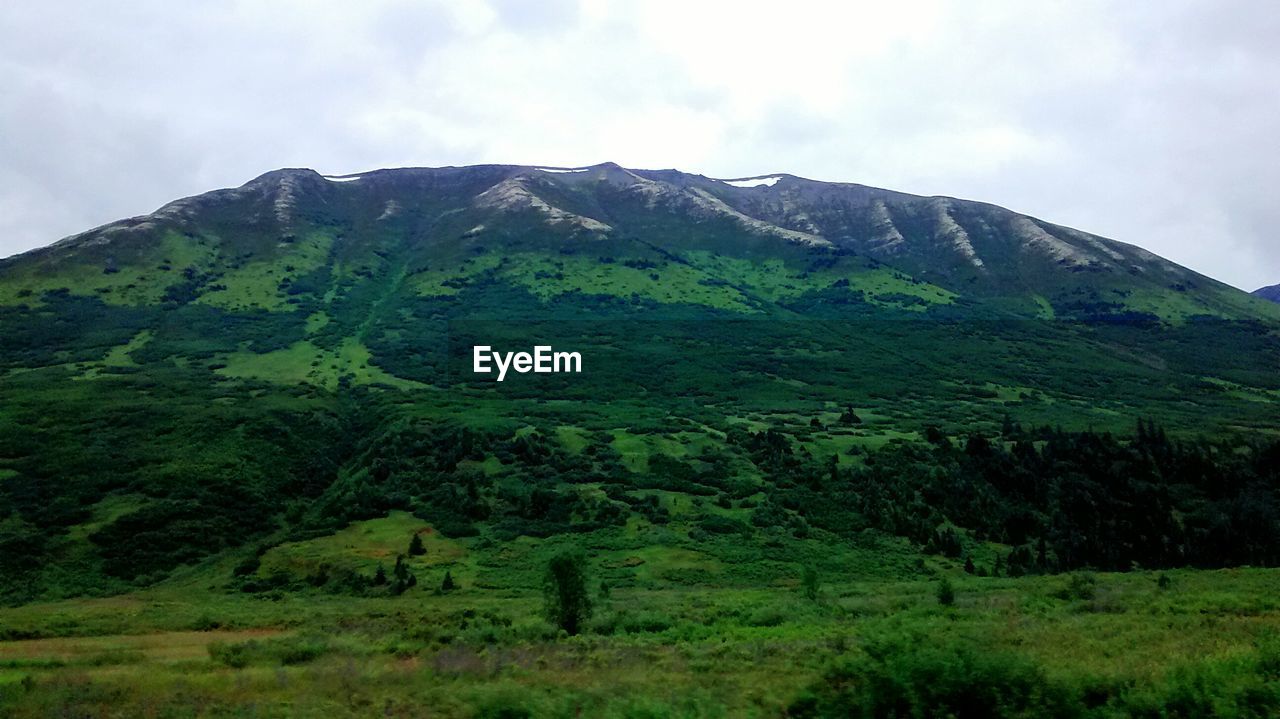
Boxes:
[408,533,426,557]
[441,569,455,592]
[925,425,946,445]
[802,565,820,602]
[937,577,956,606]
[390,554,416,595]
[544,550,592,635]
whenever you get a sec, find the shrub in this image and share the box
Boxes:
[790,638,1077,718]
[698,515,750,535]
[207,634,332,668]
[746,605,787,628]
[937,577,956,606]
[1257,633,1280,681]
[621,611,674,634]
[802,565,821,603]
[189,614,222,631]
[1052,573,1097,601]
[207,641,250,669]
[543,550,592,635]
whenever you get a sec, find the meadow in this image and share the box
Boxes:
[2,547,1279,717]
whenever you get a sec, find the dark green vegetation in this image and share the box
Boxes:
[543,550,592,635]
[1,164,1279,715]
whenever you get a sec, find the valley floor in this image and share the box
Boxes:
[2,568,1279,717]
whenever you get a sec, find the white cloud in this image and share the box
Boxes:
[1,0,1277,290]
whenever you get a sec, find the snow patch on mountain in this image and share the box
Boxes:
[722,177,781,188]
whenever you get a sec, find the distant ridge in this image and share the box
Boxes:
[1253,284,1280,303]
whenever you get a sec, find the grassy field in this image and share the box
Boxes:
[1,563,1278,717]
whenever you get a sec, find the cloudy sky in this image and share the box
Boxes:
[2,0,1277,289]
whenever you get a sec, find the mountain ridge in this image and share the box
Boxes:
[4,162,1274,324]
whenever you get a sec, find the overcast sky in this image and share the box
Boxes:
[2,1,1277,289]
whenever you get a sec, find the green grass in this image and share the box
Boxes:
[2,565,1279,717]
[260,511,470,583]
[215,337,425,390]
[74,329,152,380]
[504,254,758,311]
[682,251,957,309]
[197,230,335,311]
[554,426,591,453]
[305,310,330,334]
[0,231,217,306]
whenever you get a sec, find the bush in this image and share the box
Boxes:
[937,577,956,606]
[621,611,675,634]
[746,605,787,628]
[1052,573,1097,601]
[543,550,592,635]
[1123,654,1280,717]
[189,614,222,631]
[698,515,750,535]
[207,634,332,668]
[793,633,1280,717]
[790,637,1077,718]
[207,641,250,669]
[802,565,821,603]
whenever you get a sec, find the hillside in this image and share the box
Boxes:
[2,163,1280,595]
[3,163,1280,715]
[1255,283,1280,303]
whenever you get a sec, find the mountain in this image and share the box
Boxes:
[4,163,1275,322]
[1,163,1279,604]
[1255,284,1280,303]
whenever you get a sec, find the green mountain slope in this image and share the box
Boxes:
[4,163,1276,321]
[1,163,1279,604]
